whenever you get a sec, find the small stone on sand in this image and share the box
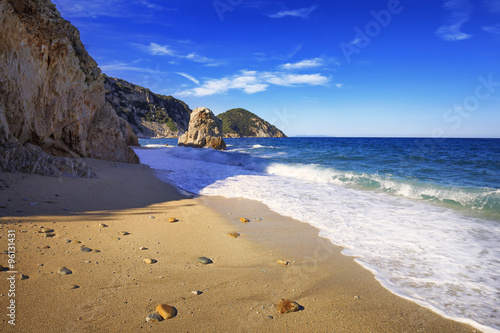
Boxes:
[156,304,177,319]
[192,290,202,295]
[119,231,129,236]
[144,258,157,264]
[239,217,250,223]
[146,313,162,323]
[168,217,177,223]
[139,247,147,250]
[277,299,300,314]
[72,240,81,244]
[149,215,156,219]
[277,259,289,266]
[19,274,29,280]
[228,232,240,238]
[44,233,55,237]
[58,267,72,275]
[196,257,212,265]
[80,247,92,253]
[99,223,108,228]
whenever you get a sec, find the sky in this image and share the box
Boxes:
[52,0,500,138]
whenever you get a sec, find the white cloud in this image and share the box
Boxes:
[175,72,200,85]
[176,70,329,97]
[268,5,317,19]
[483,24,500,34]
[148,43,174,56]
[143,43,220,66]
[280,58,324,70]
[436,0,473,41]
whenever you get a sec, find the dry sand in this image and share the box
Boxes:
[0,159,478,332]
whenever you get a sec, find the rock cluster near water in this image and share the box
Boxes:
[0,0,139,177]
[178,107,226,150]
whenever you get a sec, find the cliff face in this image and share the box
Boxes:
[217,108,286,138]
[104,76,191,139]
[0,0,138,176]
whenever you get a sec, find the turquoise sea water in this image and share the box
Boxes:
[136,137,500,332]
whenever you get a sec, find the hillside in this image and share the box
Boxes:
[217,108,286,138]
[104,75,191,138]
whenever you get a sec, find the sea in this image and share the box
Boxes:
[134,137,500,332]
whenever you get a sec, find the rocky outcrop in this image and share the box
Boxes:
[217,108,286,138]
[104,75,191,139]
[178,107,226,150]
[0,0,139,177]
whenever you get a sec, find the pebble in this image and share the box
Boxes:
[39,227,53,233]
[228,232,240,238]
[146,313,162,323]
[144,259,157,264]
[239,217,250,223]
[149,215,156,219]
[277,299,300,314]
[70,285,80,289]
[191,290,202,295]
[196,257,212,265]
[156,304,177,319]
[65,239,71,243]
[80,247,92,253]
[168,217,177,223]
[119,231,129,236]
[99,223,108,228]
[19,274,29,280]
[277,259,290,266]
[44,233,56,238]
[72,240,81,244]
[139,247,148,250]
[58,267,72,275]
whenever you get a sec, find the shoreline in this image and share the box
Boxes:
[0,159,479,332]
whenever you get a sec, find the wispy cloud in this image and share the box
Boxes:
[280,58,324,70]
[483,24,500,34]
[268,5,317,19]
[176,70,329,97]
[141,43,221,66]
[99,61,168,74]
[175,72,200,85]
[435,0,473,41]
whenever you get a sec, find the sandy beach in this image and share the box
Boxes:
[0,159,478,332]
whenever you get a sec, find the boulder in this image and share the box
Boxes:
[178,107,226,150]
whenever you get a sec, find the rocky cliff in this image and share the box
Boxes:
[0,0,138,176]
[217,108,286,138]
[178,107,226,150]
[104,75,191,139]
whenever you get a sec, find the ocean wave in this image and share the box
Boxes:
[164,147,500,216]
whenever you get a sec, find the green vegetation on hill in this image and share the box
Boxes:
[217,108,285,137]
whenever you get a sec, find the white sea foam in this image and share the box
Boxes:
[135,147,500,332]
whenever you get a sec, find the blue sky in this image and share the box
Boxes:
[53,0,499,137]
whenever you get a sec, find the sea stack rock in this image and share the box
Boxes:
[0,0,139,176]
[178,107,226,150]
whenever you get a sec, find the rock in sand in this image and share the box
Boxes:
[58,267,72,275]
[144,258,157,264]
[277,259,289,266]
[196,257,213,265]
[146,313,162,323]
[228,232,240,238]
[156,304,177,319]
[239,217,249,223]
[277,299,300,314]
[168,217,177,223]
